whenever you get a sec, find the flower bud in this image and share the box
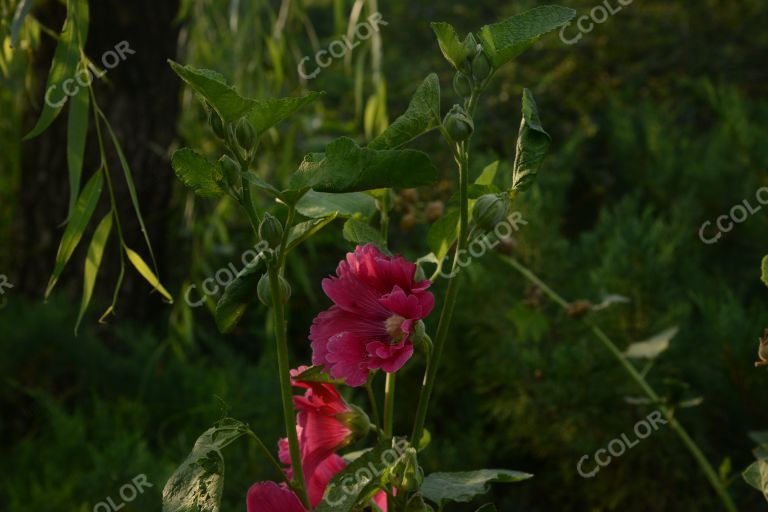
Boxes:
[463,33,479,59]
[393,447,423,491]
[453,72,472,98]
[756,329,768,367]
[219,155,240,188]
[336,404,371,446]
[443,105,474,142]
[411,320,433,357]
[235,118,257,152]
[472,193,509,231]
[257,273,291,306]
[259,213,283,247]
[471,48,492,82]
[209,111,226,139]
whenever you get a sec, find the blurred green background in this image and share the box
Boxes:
[1,0,767,510]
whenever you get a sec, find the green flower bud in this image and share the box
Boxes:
[257,273,291,306]
[463,34,478,58]
[411,320,433,356]
[472,193,510,231]
[235,118,257,152]
[453,72,472,98]
[393,447,423,492]
[209,111,226,139]
[471,48,492,82]
[258,213,283,247]
[219,155,240,188]
[443,105,474,142]
[336,404,371,446]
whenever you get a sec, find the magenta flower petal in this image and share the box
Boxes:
[246,482,305,512]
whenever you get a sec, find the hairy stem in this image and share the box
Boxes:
[501,256,738,512]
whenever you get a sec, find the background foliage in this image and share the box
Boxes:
[1,0,767,510]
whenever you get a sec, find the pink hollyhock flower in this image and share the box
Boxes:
[279,438,347,506]
[246,481,304,512]
[310,244,435,386]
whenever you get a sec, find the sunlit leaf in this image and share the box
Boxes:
[171,148,225,197]
[125,247,173,303]
[512,88,551,191]
[10,0,34,48]
[66,85,90,217]
[75,212,112,334]
[45,170,103,298]
[296,190,377,219]
[343,218,386,249]
[624,326,678,360]
[478,5,576,68]
[743,459,768,502]
[369,74,441,150]
[286,214,338,253]
[290,137,437,193]
[475,161,499,186]
[761,255,768,288]
[421,469,532,506]
[427,209,460,267]
[430,22,472,70]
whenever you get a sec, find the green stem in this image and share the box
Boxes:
[246,430,291,484]
[411,144,470,445]
[500,256,738,512]
[383,372,396,438]
[365,380,382,432]
[267,263,311,510]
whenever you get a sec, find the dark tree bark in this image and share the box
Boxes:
[17,0,181,323]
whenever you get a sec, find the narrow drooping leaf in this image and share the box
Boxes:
[430,22,472,70]
[343,218,386,249]
[24,0,89,139]
[162,418,251,512]
[75,212,112,334]
[296,190,377,219]
[125,247,173,303]
[215,260,264,334]
[66,84,90,217]
[286,214,338,253]
[290,137,438,193]
[512,89,551,190]
[369,74,441,150]
[478,5,576,68]
[10,0,34,48]
[421,469,533,506]
[171,148,225,197]
[45,170,103,298]
[316,439,411,512]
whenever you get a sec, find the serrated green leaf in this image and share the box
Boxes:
[215,258,265,333]
[343,218,387,249]
[761,256,768,288]
[286,214,338,253]
[478,5,576,68]
[296,190,377,219]
[291,137,437,193]
[66,85,90,217]
[24,0,89,139]
[75,212,112,334]
[369,74,441,150]
[45,170,103,298]
[316,439,411,512]
[171,148,225,197]
[512,89,551,191]
[10,0,34,48]
[162,418,250,512]
[126,247,173,303]
[430,22,472,70]
[421,469,532,506]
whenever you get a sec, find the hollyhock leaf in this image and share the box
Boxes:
[421,469,533,506]
[427,209,460,265]
[316,438,411,512]
[172,148,226,197]
[162,418,250,512]
[290,137,438,193]
[478,6,576,68]
[430,22,472,71]
[215,258,265,333]
[761,255,768,288]
[294,365,346,385]
[342,219,387,249]
[512,89,551,191]
[297,190,377,219]
[241,171,282,199]
[245,92,323,135]
[286,214,339,253]
[369,74,441,150]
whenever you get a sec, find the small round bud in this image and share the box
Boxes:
[472,193,509,230]
[235,118,257,152]
[219,155,240,188]
[401,188,419,204]
[425,200,445,223]
[400,212,417,231]
[453,72,472,98]
[258,213,283,247]
[336,404,371,446]
[471,49,492,82]
[464,34,479,59]
[209,111,226,139]
[257,273,291,306]
[443,104,474,142]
